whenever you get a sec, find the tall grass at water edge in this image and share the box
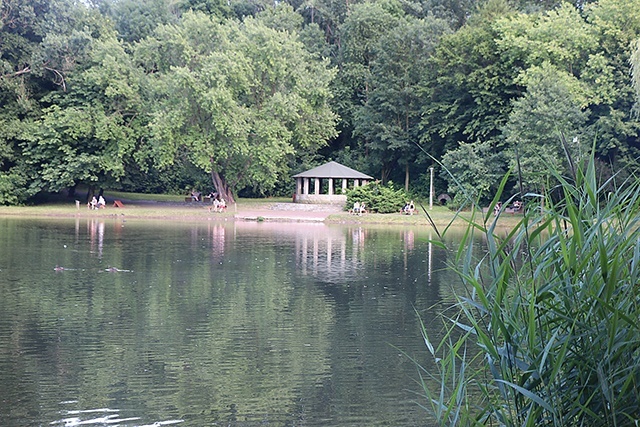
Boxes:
[418,154,640,426]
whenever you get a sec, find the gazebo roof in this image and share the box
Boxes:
[292,161,373,179]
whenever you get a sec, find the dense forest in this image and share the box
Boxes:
[2,0,640,205]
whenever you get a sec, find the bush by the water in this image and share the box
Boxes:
[418,154,640,426]
[346,181,408,213]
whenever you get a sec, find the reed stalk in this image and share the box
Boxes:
[418,151,640,426]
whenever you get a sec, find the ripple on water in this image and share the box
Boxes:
[50,406,184,427]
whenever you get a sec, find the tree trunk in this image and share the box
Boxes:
[380,163,390,185]
[405,164,409,192]
[210,164,235,204]
[85,186,94,203]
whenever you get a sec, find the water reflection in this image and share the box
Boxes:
[79,218,127,261]
[0,218,459,427]
[209,223,226,260]
[50,405,184,427]
[295,225,363,282]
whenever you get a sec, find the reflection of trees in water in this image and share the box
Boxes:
[0,219,461,426]
[288,226,454,423]
[285,225,451,316]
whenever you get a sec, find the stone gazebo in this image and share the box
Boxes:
[292,161,373,205]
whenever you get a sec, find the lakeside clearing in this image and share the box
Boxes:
[0,194,523,228]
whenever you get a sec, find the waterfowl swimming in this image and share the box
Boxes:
[105,267,131,272]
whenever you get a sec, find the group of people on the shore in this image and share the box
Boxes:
[494,200,522,216]
[191,189,227,212]
[210,194,227,212]
[88,195,106,209]
[402,200,415,215]
[350,201,367,215]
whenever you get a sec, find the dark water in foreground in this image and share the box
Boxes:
[0,217,462,427]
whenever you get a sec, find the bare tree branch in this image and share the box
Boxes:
[2,66,66,91]
[44,67,67,91]
[1,66,31,79]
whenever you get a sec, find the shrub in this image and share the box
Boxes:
[346,181,408,213]
[0,169,31,205]
[418,153,640,426]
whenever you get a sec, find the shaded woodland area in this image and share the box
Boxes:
[2,0,640,204]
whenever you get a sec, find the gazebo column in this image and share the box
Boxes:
[303,178,310,195]
[328,178,334,195]
[362,180,368,186]
[342,179,347,194]
[314,178,320,195]
[296,178,302,195]
[353,179,360,189]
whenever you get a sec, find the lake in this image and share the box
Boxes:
[0,217,465,427]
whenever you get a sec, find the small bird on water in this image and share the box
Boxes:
[105,267,131,272]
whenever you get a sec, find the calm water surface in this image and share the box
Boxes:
[0,217,463,427]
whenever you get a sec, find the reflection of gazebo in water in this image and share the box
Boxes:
[292,161,373,205]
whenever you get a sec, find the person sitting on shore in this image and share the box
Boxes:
[352,201,361,215]
[359,202,367,215]
[190,189,201,202]
[98,195,106,209]
[513,200,522,212]
[88,196,98,210]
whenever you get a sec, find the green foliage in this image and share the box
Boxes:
[440,139,505,204]
[633,38,640,114]
[141,10,337,203]
[417,151,640,426]
[103,0,178,43]
[0,168,30,205]
[332,1,403,143]
[178,0,232,18]
[355,15,450,187]
[2,0,640,205]
[346,181,407,213]
[420,0,520,156]
[502,64,588,193]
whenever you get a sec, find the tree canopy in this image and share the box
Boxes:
[139,10,337,202]
[1,0,640,205]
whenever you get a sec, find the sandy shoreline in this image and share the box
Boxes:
[0,199,519,227]
[0,199,449,226]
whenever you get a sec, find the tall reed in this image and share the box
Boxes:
[419,153,640,426]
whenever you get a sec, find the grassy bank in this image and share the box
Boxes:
[0,192,523,227]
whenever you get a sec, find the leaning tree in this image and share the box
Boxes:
[139,9,337,203]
